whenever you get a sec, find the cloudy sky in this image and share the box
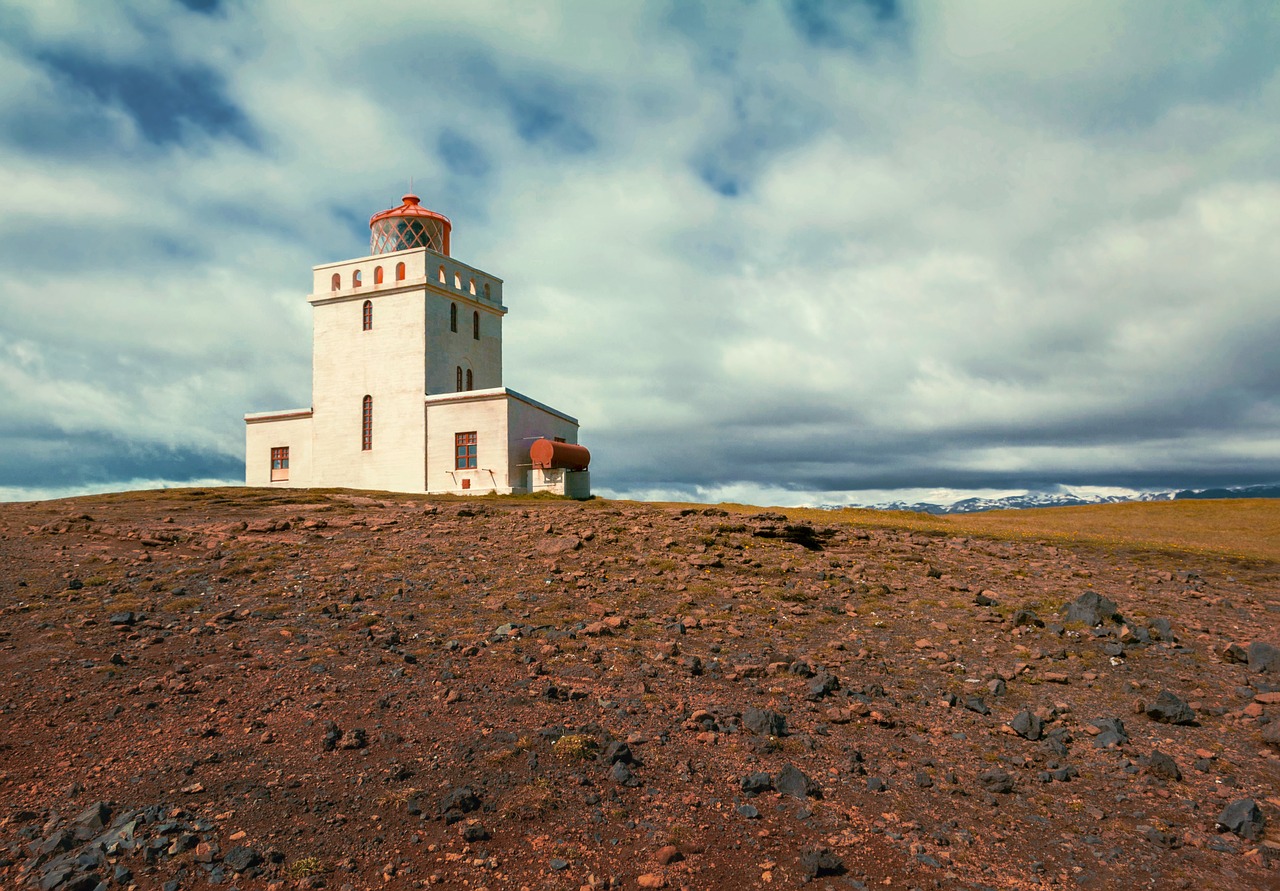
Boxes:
[2,0,1278,506]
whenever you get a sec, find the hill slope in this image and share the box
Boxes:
[1,489,1277,889]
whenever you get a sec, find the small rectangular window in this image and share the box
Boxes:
[270,447,290,481]
[455,431,477,470]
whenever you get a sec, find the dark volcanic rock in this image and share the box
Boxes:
[1091,717,1129,748]
[1247,641,1280,674]
[1215,799,1265,841]
[439,786,481,815]
[977,769,1014,794]
[740,772,773,795]
[741,707,786,737]
[774,764,821,799]
[1062,592,1120,627]
[806,672,839,701]
[798,846,845,882]
[1010,709,1044,741]
[1144,691,1196,725]
[1143,751,1182,781]
[223,845,262,872]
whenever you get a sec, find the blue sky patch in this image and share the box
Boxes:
[438,129,492,178]
[37,49,256,147]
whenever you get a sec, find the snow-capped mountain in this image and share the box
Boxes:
[839,484,1280,514]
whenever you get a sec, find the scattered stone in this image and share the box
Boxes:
[740,772,773,795]
[807,672,839,700]
[1091,717,1129,748]
[223,845,262,873]
[337,727,368,749]
[1144,691,1196,725]
[1222,642,1249,664]
[1216,799,1265,841]
[736,804,760,819]
[1011,609,1043,628]
[321,720,341,751]
[1144,826,1181,849]
[439,787,481,816]
[1010,709,1043,741]
[1063,592,1120,627]
[964,696,990,716]
[798,846,845,882]
[656,844,683,866]
[1247,641,1280,674]
[774,764,821,799]
[603,740,635,765]
[460,822,490,842]
[1142,751,1182,781]
[978,769,1014,794]
[741,707,786,737]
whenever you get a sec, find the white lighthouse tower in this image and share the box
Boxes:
[243,193,590,497]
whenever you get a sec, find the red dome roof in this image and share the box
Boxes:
[369,193,452,229]
[368,194,452,256]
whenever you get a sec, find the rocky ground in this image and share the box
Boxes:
[0,488,1277,891]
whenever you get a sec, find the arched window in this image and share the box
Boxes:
[472,310,480,340]
[450,303,457,332]
[438,265,446,283]
[361,396,373,450]
[362,300,372,331]
[469,277,476,295]
[373,266,384,285]
[484,283,491,299]
[454,272,462,289]
[331,273,340,291]
[352,269,362,288]
[466,369,473,391]
[396,262,406,282]
[456,366,463,392]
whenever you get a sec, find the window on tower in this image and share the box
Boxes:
[438,265,446,283]
[473,310,480,340]
[270,447,289,481]
[450,303,457,332]
[352,269,362,288]
[374,266,384,285]
[361,396,373,450]
[331,273,340,291]
[466,369,473,390]
[454,272,462,289]
[362,300,372,331]
[396,262,406,281]
[455,431,477,469]
[456,366,463,392]
[484,282,491,299]
[469,277,476,295]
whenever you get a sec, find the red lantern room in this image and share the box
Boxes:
[368,194,452,256]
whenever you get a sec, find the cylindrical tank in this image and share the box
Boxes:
[530,439,590,471]
[369,194,452,256]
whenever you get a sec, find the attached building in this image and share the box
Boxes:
[244,194,589,497]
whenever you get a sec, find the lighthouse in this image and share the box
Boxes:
[243,193,590,497]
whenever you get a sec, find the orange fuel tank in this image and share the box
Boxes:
[530,439,591,471]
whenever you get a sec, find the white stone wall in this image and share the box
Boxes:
[424,290,503,396]
[425,391,511,494]
[312,248,504,313]
[505,394,580,493]
[244,412,313,487]
[310,288,428,492]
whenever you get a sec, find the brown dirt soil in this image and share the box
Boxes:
[1,488,1278,891]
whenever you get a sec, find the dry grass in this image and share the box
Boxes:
[677,499,1280,565]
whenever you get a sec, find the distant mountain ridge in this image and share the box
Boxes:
[847,483,1280,515]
